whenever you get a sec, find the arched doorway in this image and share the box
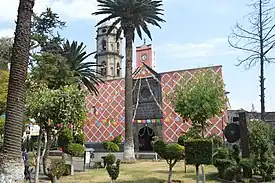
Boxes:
[138,126,155,151]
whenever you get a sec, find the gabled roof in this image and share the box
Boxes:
[132,62,160,78]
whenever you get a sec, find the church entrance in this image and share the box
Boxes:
[138,126,155,151]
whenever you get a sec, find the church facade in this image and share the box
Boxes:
[83,25,227,151]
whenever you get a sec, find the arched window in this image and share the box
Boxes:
[102,39,107,51]
[101,61,106,76]
[116,42,120,52]
[116,63,121,76]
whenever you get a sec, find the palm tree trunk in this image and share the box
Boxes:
[123,28,135,162]
[0,0,35,182]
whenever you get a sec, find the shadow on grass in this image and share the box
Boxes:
[97,177,164,183]
[153,170,187,175]
[183,172,218,181]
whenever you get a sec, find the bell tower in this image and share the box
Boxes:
[135,40,156,70]
[95,24,123,81]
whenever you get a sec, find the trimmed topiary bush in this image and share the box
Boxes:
[185,139,213,165]
[153,139,184,183]
[58,128,73,152]
[112,135,122,144]
[103,141,119,152]
[48,158,66,181]
[105,153,116,165]
[177,135,185,146]
[67,143,85,157]
[74,133,85,145]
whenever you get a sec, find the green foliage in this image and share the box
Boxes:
[58,128,73,151]
[0,116,4,137]
[231,144,241,164]
[240,158,254,170]
[106,158,121,181]
[0,70,9,114]
[207,134,223,149]
[50,158,66,180]
[61,40,102,94]
[248,120,275,181]
[30,53,75,89]
[153,140,184,182]
[105,153,116,165]
[93,0,165,41]
[74,133,85,145]
[177,135,185,146]
[185,139,213,165]
[223,166,242,181]
[67,143,84,157]
[103,141,119,152]
[111,134,123,144]
[173,70,227,135]
[0,37,13,70]
[31,7,66,55]
[26,84,87,130]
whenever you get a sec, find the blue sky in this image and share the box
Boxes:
[1,0,275,112]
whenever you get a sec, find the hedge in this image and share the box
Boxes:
[185,138,213,165]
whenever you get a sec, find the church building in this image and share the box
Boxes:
[84,24,227,152]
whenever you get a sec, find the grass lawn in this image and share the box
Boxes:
[51,160,219,183]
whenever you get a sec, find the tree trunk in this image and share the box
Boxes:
[43,129,52,176]
[201,165,205,183]
[40,131,47,174]
[0,0,35,182]
[259,0,265,121]
[34,128,43,183]
[70,156,74,176]
[196,164,200,183]
[123,28,135,162]
[51,176,57,183]
[167,165,173,183]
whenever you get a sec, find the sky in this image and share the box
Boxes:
[0,0,275,112]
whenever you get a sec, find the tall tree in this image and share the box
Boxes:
[228,0,275,121]
[93,0,165,161]
[0,0,35,182]
[61,40,102,94]
[172,69,227,183]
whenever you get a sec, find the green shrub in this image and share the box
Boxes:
[0,117,4,137]
[67,143,84,157]
[112,135,122,144]
[223,166,241,181]
[63,164,71,176]
[106,159,121,182]
[58,128,73,152]
[214,159,235,178]
[207,134,222,149]
[212,147,235,178]
[231,144,240,164]
[185,139,213,165]
[177,135,185,146]
[105,153,116,165]
[103,141,119,152]
[153,139,166,157]
[153,140,184,183]
[240,158,254,170]
[74,133,85,145]
[50,159,66,180]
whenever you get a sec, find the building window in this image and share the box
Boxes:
[102,39,107,51]
[116,42,120,52]
[111,43,114,51]
[116,63,121,76]
[101,61,106,76]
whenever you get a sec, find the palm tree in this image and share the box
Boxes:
[93,0,165,161]
[0,0,35,181]
[61,40,102,95]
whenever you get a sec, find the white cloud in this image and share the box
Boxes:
[0,0,101,23]
[157,38,242,59]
